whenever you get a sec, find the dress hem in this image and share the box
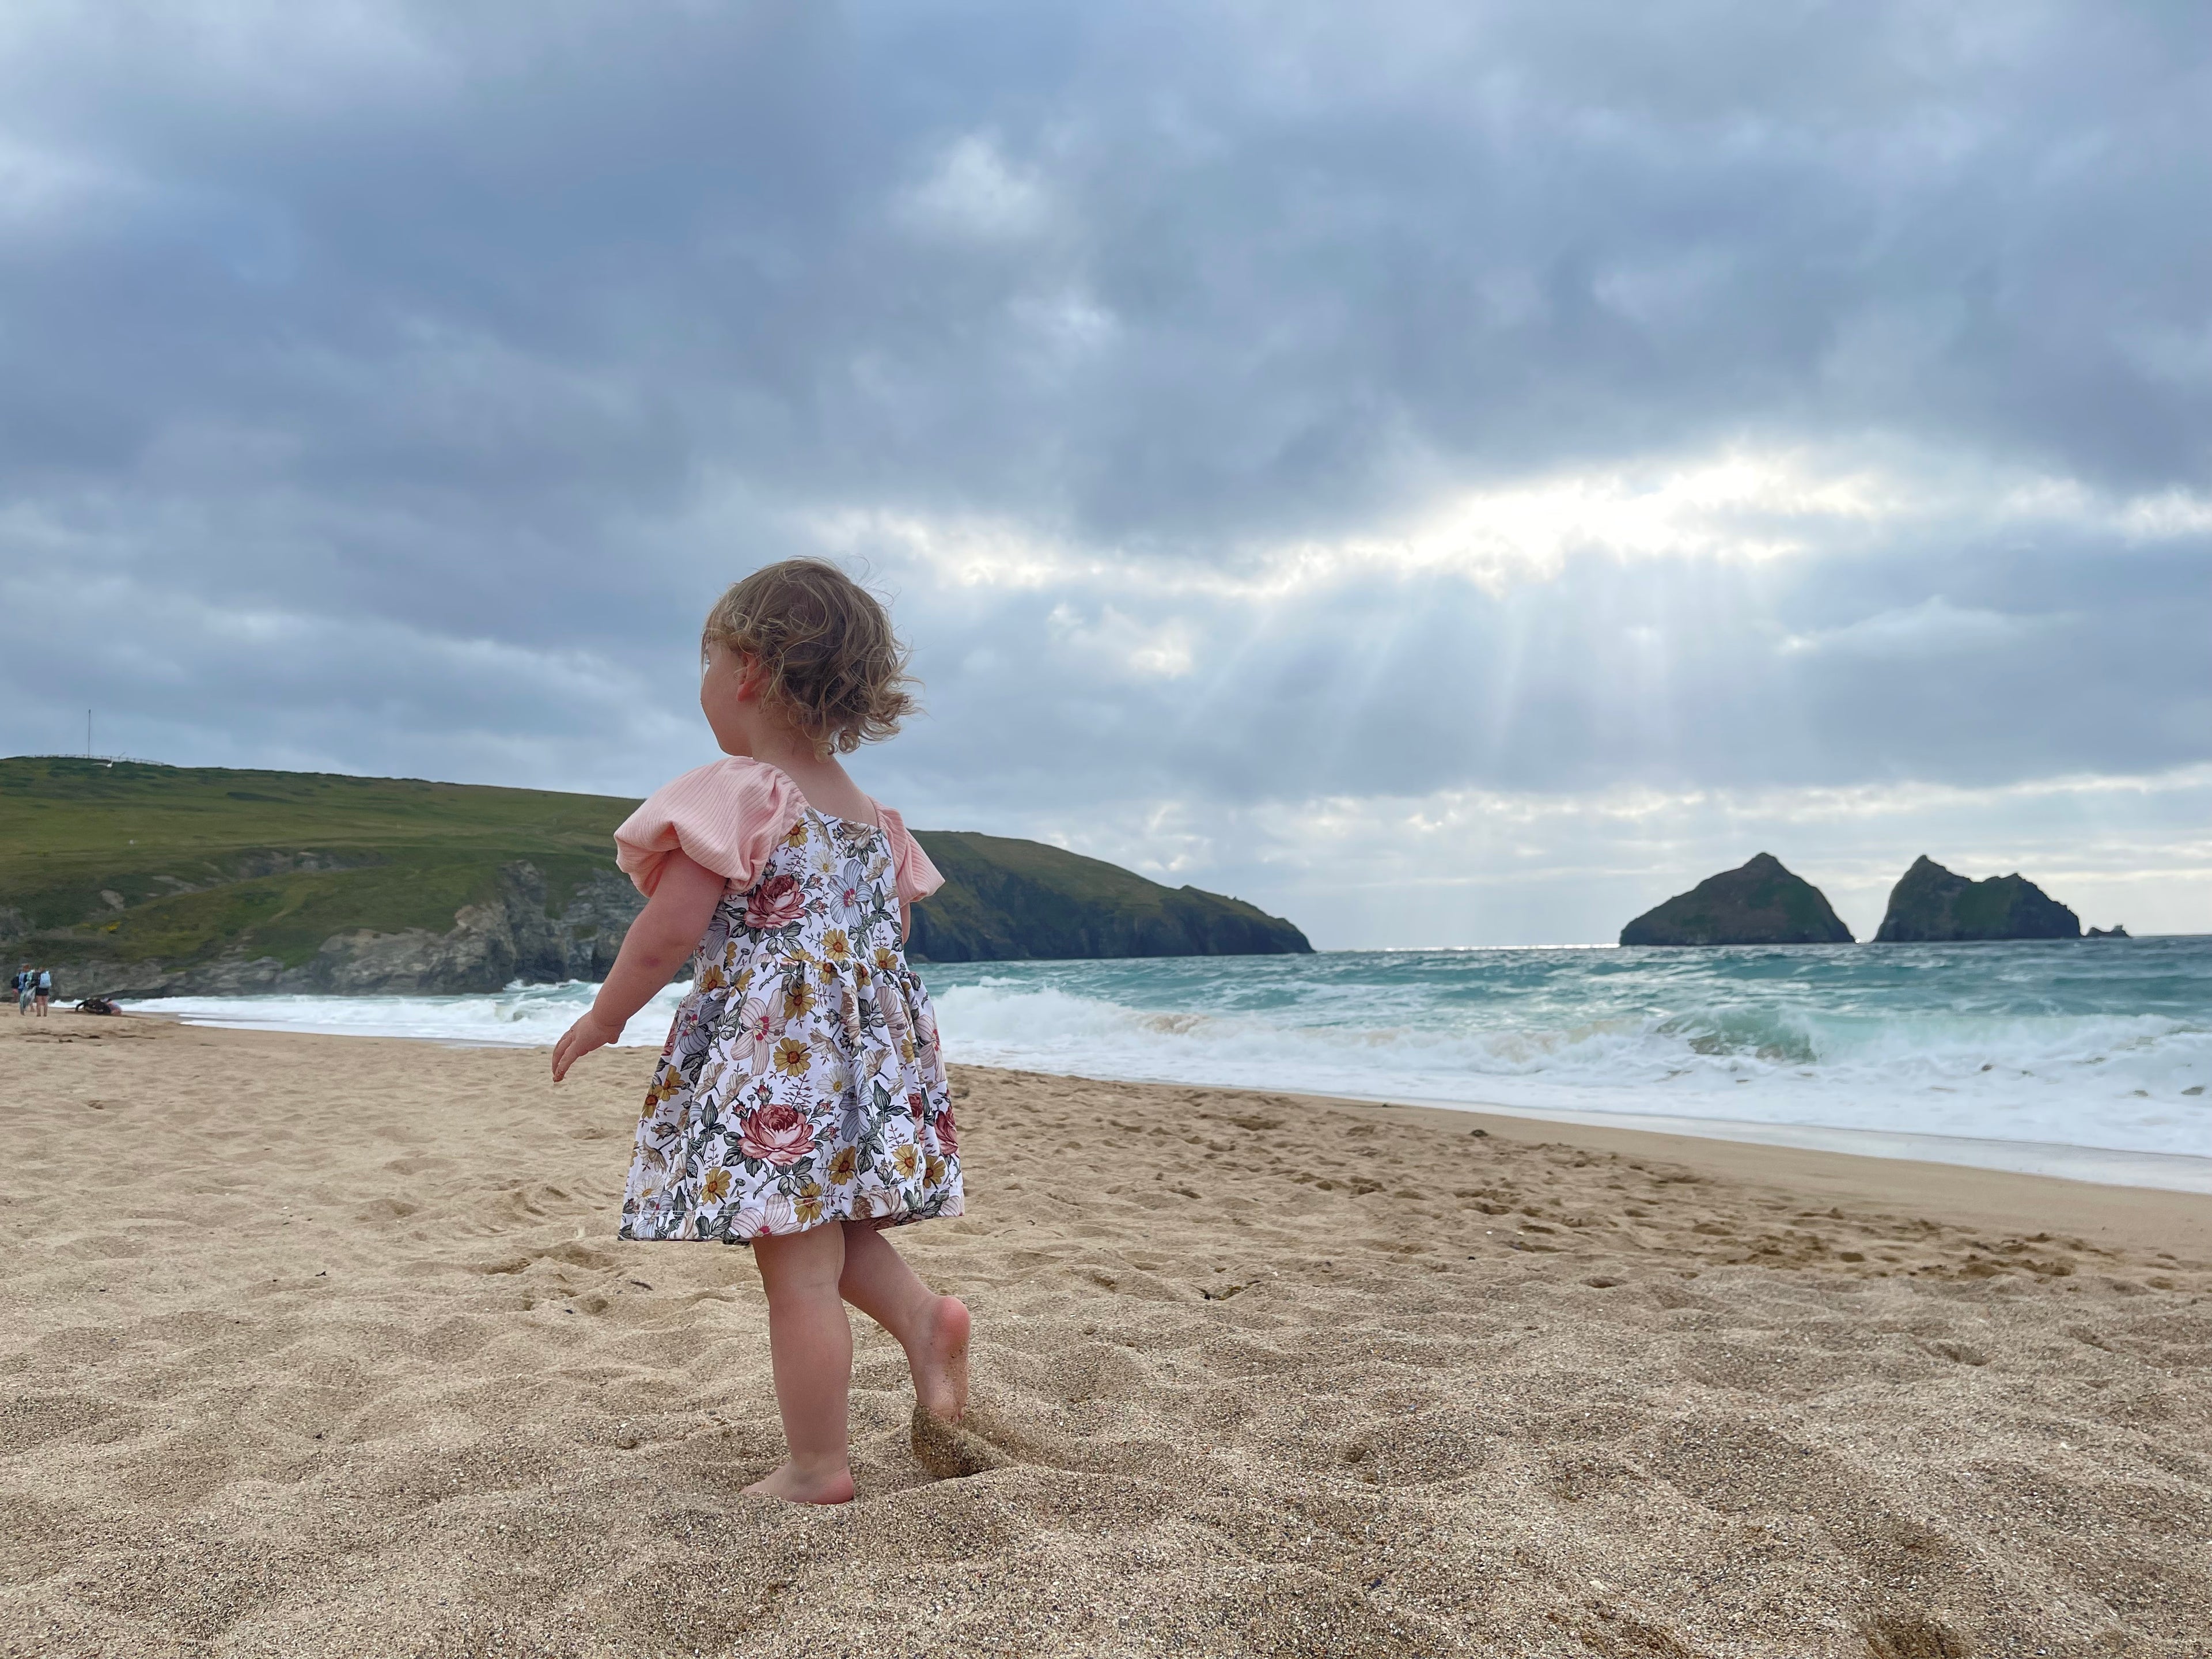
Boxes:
[618,1194,965,1248]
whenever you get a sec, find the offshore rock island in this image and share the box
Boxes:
[1874,854,2082,942]
[1621,852,2119,948]
[0,758,1310,998]
[1619,853,1854,946]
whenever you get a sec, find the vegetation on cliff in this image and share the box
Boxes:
[1619,853,1854,946]
[1,757,1310,994]
[1873,855,2081,942]
[907,831,1312,961]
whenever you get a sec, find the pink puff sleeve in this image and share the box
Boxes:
[873,802,944,903]
[613,758,805,897]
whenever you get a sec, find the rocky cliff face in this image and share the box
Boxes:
[1619,853,1854,946]
[1873,856,2080,942]
[46,863,646,998]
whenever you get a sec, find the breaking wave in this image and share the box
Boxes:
[137,938,2212,1164]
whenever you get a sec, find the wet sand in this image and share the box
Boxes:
[2,1013,2207,1656]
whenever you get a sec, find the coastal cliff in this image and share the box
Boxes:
[2,758,1311,995]
[1873,855,2081,942]
[907,831,1311,961]
[1619,853,1854,946]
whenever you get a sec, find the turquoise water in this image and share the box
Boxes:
[921,940,2212,1158]
[143,937,2211,1163]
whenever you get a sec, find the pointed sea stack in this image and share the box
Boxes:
[1619,854,1854,946]
[1873,855,2081,942]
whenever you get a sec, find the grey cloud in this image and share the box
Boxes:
[1,0,2209,941]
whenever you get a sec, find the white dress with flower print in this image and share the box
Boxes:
[616,792,961,1244]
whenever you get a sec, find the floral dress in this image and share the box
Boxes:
[612,765,961,1245]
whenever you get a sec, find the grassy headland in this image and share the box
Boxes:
[0,757,1309,993]
[0,757,631,982]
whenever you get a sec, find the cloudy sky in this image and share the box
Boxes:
[3,1,2208,945]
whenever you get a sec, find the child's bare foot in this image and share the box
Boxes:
[908,1294,970,1423]
[743,1460,855,1505]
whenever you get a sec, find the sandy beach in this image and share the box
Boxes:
[2,1013,2206,1657]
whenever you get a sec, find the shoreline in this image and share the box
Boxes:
[1313,1086,2212,1197]
[130,997,2212,1197]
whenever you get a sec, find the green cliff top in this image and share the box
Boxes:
[1,757,1309,974]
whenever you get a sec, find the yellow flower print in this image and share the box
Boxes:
[793,1181,824,1225]
[925,1155,947,1187]
[827,1145,860,1184]
[698,962,726,992]
[899,1034,916,1064]
[892,1143,921,1180]
[772,1037,810,1075]
[701,1167,733,1203]
[782,820,809,847]
[821,927,851,963]
[873,946,898,974]
[782,976,815,1020]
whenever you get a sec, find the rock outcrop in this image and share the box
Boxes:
[2087,925,2131,939]
[1873,856,2081,942]
[53,863,648,999]
[1619,853,1854,947]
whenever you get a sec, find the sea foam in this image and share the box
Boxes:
[135,938,2212,1171]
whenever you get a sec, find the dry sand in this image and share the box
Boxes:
[2,1012,2207,1658]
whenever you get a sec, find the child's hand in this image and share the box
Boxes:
[552,1008,626,1082]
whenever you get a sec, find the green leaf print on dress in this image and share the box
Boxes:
[619,809,962,1244]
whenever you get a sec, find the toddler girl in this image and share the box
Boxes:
[552,559,969,1505]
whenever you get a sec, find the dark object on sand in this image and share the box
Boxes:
[74,996,122,1016]
[1619,853,1854,946]
[1874,855,2080,942]
[2086,925,2131,939]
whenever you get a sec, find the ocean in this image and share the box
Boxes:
[138,938,2212,1189]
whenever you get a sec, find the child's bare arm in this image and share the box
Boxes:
[552,851,726,1081]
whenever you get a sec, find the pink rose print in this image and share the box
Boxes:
[738,1100,817,1168]
[744,873,806,931]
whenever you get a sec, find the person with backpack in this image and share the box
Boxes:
[34,967,52,1016]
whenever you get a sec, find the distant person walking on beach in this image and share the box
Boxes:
[13,964,31,1016]
[553,559,967,1506]
[33,967,51,1017]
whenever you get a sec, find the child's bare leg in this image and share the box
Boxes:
[838,1222,969,1423]
[746,1224,857,1505]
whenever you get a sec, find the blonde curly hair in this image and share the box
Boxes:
[702,559,918,755]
